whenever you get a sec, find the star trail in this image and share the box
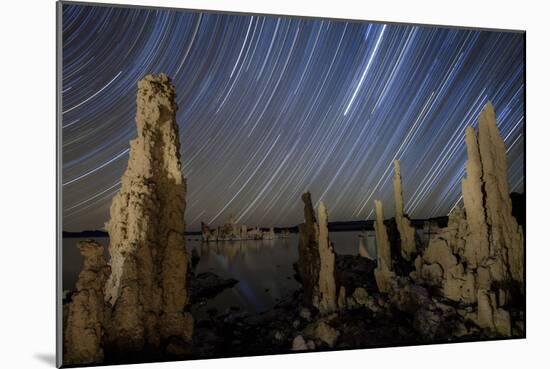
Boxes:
[61,3,525,231]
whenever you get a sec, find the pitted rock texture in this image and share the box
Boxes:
[104,73,193,353]
[316,202,338,313]
[297,192,321,307]
[64,240,111,365]
[373,200,395,293]
[297,193,338,313]
[413,102,523,336]
[474,102,524,284]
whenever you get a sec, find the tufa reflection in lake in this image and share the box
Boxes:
[62,231,377,315]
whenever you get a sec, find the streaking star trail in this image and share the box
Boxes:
[61,3,524,231]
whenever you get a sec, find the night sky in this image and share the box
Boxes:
[61,3,525,232]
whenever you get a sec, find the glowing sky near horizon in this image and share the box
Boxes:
[61,4,525,231]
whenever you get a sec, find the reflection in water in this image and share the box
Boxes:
[62,231,376,316]
[188,236,299,315]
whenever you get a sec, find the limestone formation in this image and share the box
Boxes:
[413,102,523,336]
[248,227,264,240]
[373,200,395,293]
[358,235,369,258]
[229,214,239,236]
[202,217,276,241]
[463,102,524,284]
[477,289,512,336]
[297,192,321,307]
[104,73,193,353]
[393,160,417,261]
[215,215,241,240]
[266,227,276,240]
[316,202,338,312]
[64,240,110,365]
[201,222,213,241]
[414,206,476,303]
[297,193,338,313]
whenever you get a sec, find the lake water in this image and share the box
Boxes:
[62,231,377,315]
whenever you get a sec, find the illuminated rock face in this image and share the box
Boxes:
[414,102,523,336]
[316,202,338,313]
[465,102,524,285]
[373,200,395,293]
[461,103,523,335]
[392,160,417,261]
[297,192,338,313]
[414,207,477,304]
[358,236,369,258]
[64,240,110,365]
[104,73,193,353]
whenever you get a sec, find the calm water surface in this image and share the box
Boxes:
[62,231,377,315]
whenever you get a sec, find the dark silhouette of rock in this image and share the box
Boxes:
[187,272,239,303]
[297,192,322,308]
[297,192,338,313]
[510,192,525,228]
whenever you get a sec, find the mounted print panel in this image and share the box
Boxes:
[57,1,525,367]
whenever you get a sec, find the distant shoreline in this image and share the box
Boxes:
[61,193,525,239]
[61,216,451,238]
[62,191,524,238]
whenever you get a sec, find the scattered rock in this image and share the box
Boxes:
[291,335,309,351]
[335,254,377,293]
[299,307,312,321]
[352,287,369,306]
[187,272,239,303]
[313,321,340,347]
